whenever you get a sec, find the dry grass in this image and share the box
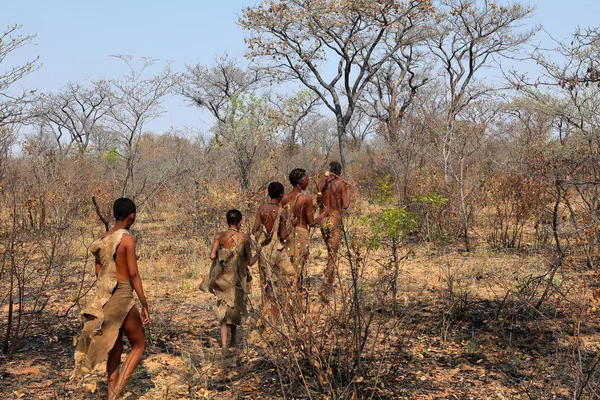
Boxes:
[1,212,599,399]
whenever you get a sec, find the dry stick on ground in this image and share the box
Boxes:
[575,351,600,399]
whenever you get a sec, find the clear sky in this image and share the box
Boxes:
[2,0,599,135]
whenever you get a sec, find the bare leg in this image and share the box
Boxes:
[296,249,309,308]
[228,324,237,348]
[324,226,341,286]
[323,226,340,286]
[112,307,146,398]
[107,331,123,399]
[220,320,230,356]
[321,221,341,300]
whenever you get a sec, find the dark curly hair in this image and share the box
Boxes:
[289,168,307,186]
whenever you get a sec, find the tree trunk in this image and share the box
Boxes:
[336,114,349,169]
[3,266,13,355]
[458,157,471,251]
[392,237,399,312]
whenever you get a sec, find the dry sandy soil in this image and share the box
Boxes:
[1,224,598,399]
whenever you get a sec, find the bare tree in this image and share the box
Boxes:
[105,56,178,197]
[181,55,276,191]
[34,81,110,155]
[270,90,320,156]
[361,42,431,202]
[508,28,600,267]
[427,0,536,250]
[181,54,264,128]
[240,0,432,168]
[429,0,535,183]
[363,45,431,145]
[0,24,39,126]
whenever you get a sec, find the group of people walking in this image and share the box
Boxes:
[204,161,351,355]
[71,161,350,399]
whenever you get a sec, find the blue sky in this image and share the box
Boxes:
[2,0,599,135]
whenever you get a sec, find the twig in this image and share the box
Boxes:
[91,196,109,232]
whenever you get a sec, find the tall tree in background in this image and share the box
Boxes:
[362,43,431,202]
[181,55,276,191]
[270,90,320,156]
[508,28,600,267]
[35,81,110,155]
[240,0,433,168]
[105,56,178,198]
[427,0,536,250]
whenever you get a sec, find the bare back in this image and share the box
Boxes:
[319,177,350,215]
[217,230,246,249]
[252,203,290,240]
[210,229,250,260]
[281,191,313,229]
[95,228,134,282]
[114,234,131,281]
[253,203,279,236]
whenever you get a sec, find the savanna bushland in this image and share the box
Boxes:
[2,1,600,398]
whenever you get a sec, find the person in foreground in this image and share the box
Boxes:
[72,198,149,400]
[318,161,351,300]
[206,209,259,356]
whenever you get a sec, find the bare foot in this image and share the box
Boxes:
[221,347,231,357]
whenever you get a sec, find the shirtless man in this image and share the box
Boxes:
[73,198,149,400]
[209,210,259,356]
[252,182,293,317]
[318,161,351,298]
[281,168,328,291]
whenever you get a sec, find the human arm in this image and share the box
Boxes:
[246,238,260,266]
[123,234,149,326]
[306,195,329,227]
[251,208,262,236]
[304,195,316,227]
[341,180,351,210]
[318,177,326,193]
[209,234,221,260]
[309,206,329,227]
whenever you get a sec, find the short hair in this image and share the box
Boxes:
[289,168,307,186]
[226,209,243,226]
[268,182,285,199]
[329,161,342,176]
[113,198,136,221]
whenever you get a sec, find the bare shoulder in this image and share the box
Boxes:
[300,193,312,204]
[334,178,346,190]
[213,230,227,243]
[281,192,292,205]
[121,233,135,246]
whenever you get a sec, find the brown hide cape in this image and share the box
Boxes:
[72,229,135,378]
[201,240,249,326]
[256,208,294,291]
[283,193,310,281]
